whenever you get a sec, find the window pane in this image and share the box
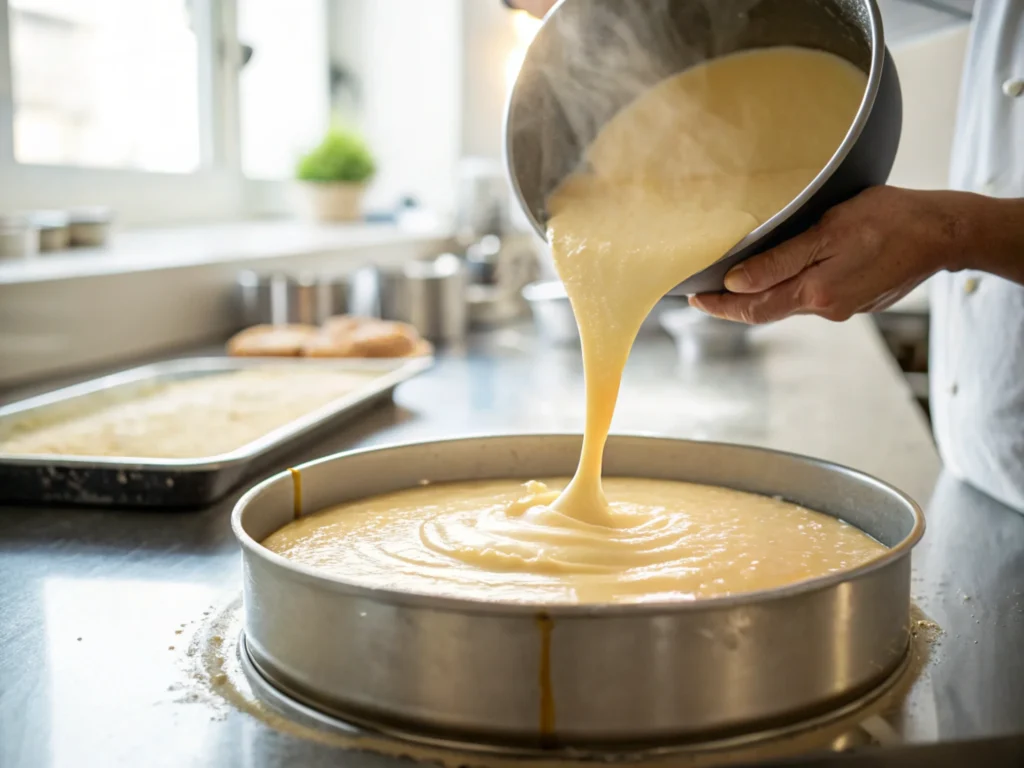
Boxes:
[238,0,329,180]
[8,0,202,173]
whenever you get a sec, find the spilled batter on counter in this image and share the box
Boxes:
[264,47,884,604]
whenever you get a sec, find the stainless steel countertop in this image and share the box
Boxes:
[2,315,1023,767]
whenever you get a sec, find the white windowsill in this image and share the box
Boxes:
[0,219,452,285]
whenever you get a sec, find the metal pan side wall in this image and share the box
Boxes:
[241,546,911,746]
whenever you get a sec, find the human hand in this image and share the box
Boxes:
[689,187,973,324]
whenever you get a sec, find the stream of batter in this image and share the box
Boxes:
[264,47,885,604]
[548,46,868,523]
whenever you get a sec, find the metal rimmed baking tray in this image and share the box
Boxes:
[0,356,432,509]
[232,434,925,749]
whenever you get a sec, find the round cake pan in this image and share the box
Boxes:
[231,435,924,748]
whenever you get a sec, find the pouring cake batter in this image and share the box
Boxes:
[547,46,867,522]
[264,47,885,604]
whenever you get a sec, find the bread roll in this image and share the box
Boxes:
[227,325,318,357]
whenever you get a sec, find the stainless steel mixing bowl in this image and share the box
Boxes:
[232,434,924,749]
[504,0,903,296]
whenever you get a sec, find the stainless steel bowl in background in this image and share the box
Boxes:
[0,214,38,260]
[237,271,351,328]
[232,434,924,748]
[505,0,903,296]
[522,280,580,344]
[67,206,113,248]
[660,307,752,361]
[524,280,688,345]
[31,211,71,252]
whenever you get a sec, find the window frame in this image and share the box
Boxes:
[0,0,293,227]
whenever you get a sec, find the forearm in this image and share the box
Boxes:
[949,194,1024,284]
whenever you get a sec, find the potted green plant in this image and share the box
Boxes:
[295,125,376,222]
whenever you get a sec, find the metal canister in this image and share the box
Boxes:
[68,207,113,247]
[238,271,289,327]
[236,271,351,328]
[0,214,39,260]
[31,211,71,252]
[377,255,468,343]
[290,273,351,326]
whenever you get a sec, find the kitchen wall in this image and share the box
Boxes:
[888,24,971,190]
[459,0,520,160]
[329,0,542,226]
[329,0,463,220]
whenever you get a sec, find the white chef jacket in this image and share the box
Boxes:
[930,0,1024,512]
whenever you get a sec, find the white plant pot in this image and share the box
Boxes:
[295,182,367,223]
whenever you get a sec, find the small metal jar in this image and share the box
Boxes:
[377,255,469,344]
[659,307,751,361]
[290,272,352,326]
[237,271,352,328]
[31,211,72,252]
[68,207,113,248]
[0,214,39,260]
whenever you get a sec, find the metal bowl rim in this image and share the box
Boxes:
[231,433,925,618]
[504,0,886,263]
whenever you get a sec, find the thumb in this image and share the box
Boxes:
[724,227,828,294]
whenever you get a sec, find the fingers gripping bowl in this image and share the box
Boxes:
[232,435,924,748]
